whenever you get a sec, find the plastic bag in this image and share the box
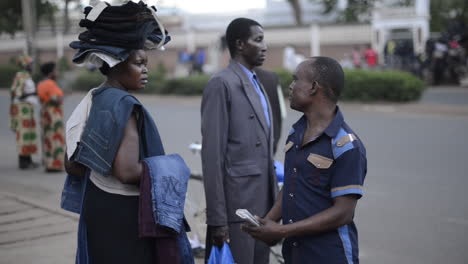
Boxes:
[207,242,234,264]
[274,160,284,183]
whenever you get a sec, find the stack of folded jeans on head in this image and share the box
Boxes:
[70,0,171,68]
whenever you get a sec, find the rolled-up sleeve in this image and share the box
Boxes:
[330,148,367,199]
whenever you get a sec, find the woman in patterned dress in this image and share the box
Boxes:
[37,62,65,172]
[9,55,39,169]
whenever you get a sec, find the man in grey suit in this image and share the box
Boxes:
[201,18,278,264]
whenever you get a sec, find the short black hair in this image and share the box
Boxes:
[306,57,344,103]
[40,62,56,76]
[226,18,261,58]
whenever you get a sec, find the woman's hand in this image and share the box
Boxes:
[64,152,87,177]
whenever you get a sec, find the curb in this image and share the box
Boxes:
[0,191,79,221]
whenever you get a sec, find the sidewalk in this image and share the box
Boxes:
[0,192,77,264]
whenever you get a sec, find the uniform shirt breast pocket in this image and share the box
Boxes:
[306,153,333,187]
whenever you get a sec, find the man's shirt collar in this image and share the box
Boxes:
[324,106,344,138]
[238,62,256,80]
[292,106,344,138]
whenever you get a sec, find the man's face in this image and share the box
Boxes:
[240,25,267,68]
[115,49,149,91]
[289,61,314,111]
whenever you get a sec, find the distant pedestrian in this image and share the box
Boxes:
[384,40,397,67]
[9,55,39,169]
[364,44,378,68]
[243,57,367,264]
[351,46,362,69]
[192,47,206,74]
[37,62,65,172]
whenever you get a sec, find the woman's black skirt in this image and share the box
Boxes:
[83,180,155,263]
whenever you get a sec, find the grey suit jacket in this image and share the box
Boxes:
[201,61,278,226]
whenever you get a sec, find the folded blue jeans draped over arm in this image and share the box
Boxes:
[140,155,194,264]
[143,154,191,233]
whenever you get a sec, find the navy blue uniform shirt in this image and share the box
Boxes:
[282,107,367,264]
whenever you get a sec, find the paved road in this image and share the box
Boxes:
[0,87,467,264]
[420,87,468,105]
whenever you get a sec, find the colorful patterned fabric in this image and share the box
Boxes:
[10,71,38,156]
[10,71,30,100]
[41,103,65,170]
[10,103,38,155]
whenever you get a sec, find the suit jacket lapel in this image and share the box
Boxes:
[229,62,269,136]
[256,78,274,141]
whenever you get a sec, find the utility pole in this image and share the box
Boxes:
[21,0,37,71]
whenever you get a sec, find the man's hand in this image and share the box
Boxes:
[241,218,284,246]
[212,225,229,247]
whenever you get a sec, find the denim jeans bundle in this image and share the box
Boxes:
[69,0,170,66]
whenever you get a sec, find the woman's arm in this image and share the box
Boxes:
[112,114,143,184]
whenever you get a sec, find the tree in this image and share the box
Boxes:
[314,0,376,23]
[63,0,82,34]
[430,0,468,33]
[288,0,467,33]
[287,0,303,25]
[0,0,57,36]
[286,0,376,25]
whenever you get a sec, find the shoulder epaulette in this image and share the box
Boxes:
[332,129,357,159]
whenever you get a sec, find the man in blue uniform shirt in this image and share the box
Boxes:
[243,56,367,264]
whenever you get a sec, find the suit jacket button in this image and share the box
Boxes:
[256,141,261,147]
[249,114,255,119]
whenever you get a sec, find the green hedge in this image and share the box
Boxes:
[67,68,425,102]
[343,69,425,101]
[273,68,293,96]
[274,68,425,102]
[159,75,210,95]
[70,70,105,91]
[0,64,20,88]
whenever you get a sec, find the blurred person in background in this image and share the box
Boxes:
[384,39,397,68]
[432,38,448,85]
[37,62,65,172]
[363,44,378,68]
[9,55,39,169]
[351,46,361,69]
[192,47,206,74]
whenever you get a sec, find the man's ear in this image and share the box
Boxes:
[235,39,244,52]
[309,81,319,95]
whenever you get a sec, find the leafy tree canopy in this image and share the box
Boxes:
[0,0,58,36]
